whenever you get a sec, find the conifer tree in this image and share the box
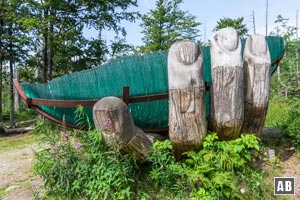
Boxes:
[214,17,249,38]
[140,0,201,53]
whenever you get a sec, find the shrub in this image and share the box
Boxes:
[34,127,137,200]
[146,140,189,198]
[34,122,270,200]
[281,99,300,150]
[146,133,269,200]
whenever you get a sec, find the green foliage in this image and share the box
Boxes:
[35,123,271,200]
[34,125,137,200]
[147,140,188,195]
[139,0,201,53]
[264,98,290,127]
[14,107,37,122]
[270,15,300,99]
[0,132,41,152]
[214,17,249,38]
[265,96,300,151]
[183,133,264,199]
[145,133,269,200]
[280,99,300,150]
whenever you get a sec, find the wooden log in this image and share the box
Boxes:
[241,34,271,137]
[5,126,35,135]
[93,97,152,163]
[168,40,207,157]
[209,27,243,140]
[15,119,37,127]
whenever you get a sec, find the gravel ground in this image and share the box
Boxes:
[0,141,42,200]
[281,152,300,199]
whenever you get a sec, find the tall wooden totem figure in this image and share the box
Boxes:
[242,34,271,136]
[209,27,244,140]
[168,40,207,156]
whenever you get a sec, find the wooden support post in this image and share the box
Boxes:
[168,40,207,157]
[241,34,271,136]
[122,86,130,105]
[209,27,244,140]
[93,96,152,163]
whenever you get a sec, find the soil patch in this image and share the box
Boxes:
[0,134,42,200]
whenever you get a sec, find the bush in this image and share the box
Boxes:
[34,122,271,200]
[147,133,269,200]
[264,98,290,127]
[281,99,300,150]
[34,126,137,200]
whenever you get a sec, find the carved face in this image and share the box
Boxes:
[220,28,238,51]
[174,40,200,65]
[250,34,267,55]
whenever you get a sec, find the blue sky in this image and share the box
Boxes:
[84,0,299,46]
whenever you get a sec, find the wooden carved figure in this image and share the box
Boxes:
[210,27,244,140]
[242,34,271,136]
[93,97,152,163]
[168,40,207,157]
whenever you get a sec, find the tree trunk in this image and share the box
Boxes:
[14,69,20,111]
[241,34,271,137]
[9,29,15,128]
[168,40,206,157]
[47,9,54,81]
[47,42,54,80]
[42,8,49,83]
[0,0,4,122]
[0,60,2,122]
[209,28,243,140]
[93,97,153,163]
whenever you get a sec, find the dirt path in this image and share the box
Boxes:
[0,136,42,200]
[281,152,300,199]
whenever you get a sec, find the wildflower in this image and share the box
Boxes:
[51,146,59,153]
[74,142,84,152]
[61,131,70,140]
[240,188,246,194]
[104,117,113,129]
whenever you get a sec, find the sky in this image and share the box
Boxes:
[84,0,299,46]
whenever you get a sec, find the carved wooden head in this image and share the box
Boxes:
[172,40,200,65]
[213,27,239,51]
[168,40,204,89]
[247,34,268,55]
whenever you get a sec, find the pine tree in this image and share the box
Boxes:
[214,17,249,38]
[1,0,32,127]
[140,0,201,53]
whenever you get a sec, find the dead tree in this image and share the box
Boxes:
[242,34,271,136]
[209,27,244,140]
[168,40,207,157]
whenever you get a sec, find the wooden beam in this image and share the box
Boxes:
[30,98,97,107]
[129,93,169,103]
[122,86,130,105]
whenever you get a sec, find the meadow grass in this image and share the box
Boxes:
[0,133,42,153]
[264,98,290,127]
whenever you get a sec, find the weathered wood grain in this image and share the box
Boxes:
[168,40,207,157]
[241,34,271,136]
[209,27,244,140]
[93,97,152,163]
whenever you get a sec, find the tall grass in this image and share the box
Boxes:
[264,98,290,127]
